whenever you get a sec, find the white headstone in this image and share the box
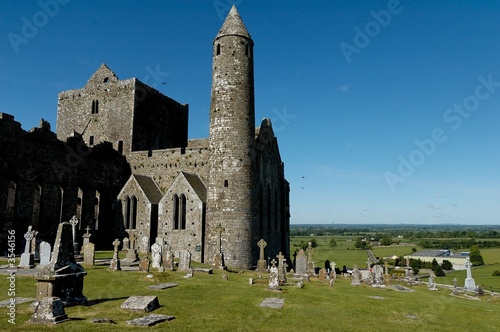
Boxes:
[151,243,162,269]
[39,241,51,266]
[178,250,191,272]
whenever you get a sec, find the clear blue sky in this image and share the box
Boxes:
[2,0,500,225]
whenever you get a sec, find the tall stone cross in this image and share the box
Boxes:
[276,252,285,267]
[306,242,313,262]
[215,224,224,254]
[257,239,267,261]
[85,226,91,235]
[465,257,473,279]
[69,215,79,253]
[23,225,35,254]
[126,229,136,250]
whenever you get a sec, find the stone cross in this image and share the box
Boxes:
[110,239,121,271]
[69,215,79,253]
[126,229,136,250]
[85,226,91,235]
[113,239,121,252]
[306,242,313,262]
[215,224,224,254]
[23,225,35,254]
[270,258,277,268]
[257,239,267,261]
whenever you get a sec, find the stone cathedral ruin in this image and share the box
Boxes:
[0,7,290,269]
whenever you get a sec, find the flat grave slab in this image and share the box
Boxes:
[148,283,179,290]
[127,314,175,326]
[260,297,285,309]
[121,296,160,312]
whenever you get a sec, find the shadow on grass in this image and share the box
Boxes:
[85,296,129,306]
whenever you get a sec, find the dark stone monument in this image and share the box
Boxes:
[30,222,87,324]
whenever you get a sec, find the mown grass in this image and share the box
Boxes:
[1,243,500,331]
[1,262,499,332]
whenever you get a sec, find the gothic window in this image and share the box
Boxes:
[173,195,179,230]
[76,187,83,221]
[180,194,187,230]
[5,181,17,227]
[124,196,131,229]
[94,191,100,230]
[31,183,42,228]
[117,141,123,154]
[91,100,99,114]
[131,196,137,229]
[172,194,187,230]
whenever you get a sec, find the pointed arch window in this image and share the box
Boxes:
[180,194,187,230]
[173,195,179,230]
[173,194,187,230]
[91,100,99,114]
[131,196,137,229]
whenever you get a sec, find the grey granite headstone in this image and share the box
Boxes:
[162,247,174,271]
[139,256,150,272]
[121,296,160,312]
[39,241,51,267]
[178,250,191,272]
[295,249,307,275]
[127,314,175,326]
[83,243,95,266]
[260,298,285,309]
[122,237,130,251]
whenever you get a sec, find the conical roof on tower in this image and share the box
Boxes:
[215,5,251,40]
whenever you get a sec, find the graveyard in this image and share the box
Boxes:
[1,226,500,331]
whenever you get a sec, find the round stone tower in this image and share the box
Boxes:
[206,6,256,269]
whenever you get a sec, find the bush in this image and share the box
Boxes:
[469,245,484,266]
[441,260,453,270]
[434,265,446,276]
[492,270,500,276]
[329,238,337,247]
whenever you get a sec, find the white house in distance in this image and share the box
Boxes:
[404,249,469,270]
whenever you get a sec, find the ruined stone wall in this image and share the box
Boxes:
[57,78,136,153]
[255,121,290,263]
[0,113,130,253]
[126,140,210,194]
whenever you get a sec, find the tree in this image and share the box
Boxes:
[380,236,393,246]
[469,245,484,266]
[431,258,439,271]
[434,265,446,276]
[441,260,453,270]
[329,238,337,247]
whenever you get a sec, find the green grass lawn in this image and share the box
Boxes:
[1,261,499,332]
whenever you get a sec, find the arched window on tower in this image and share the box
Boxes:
[216,43,221,55]
[124,196,131,229]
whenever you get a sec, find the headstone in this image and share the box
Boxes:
[428,271,437,291]
[92,318,115,324]
[464,257,476,291]
[162,247,174,271]
[319,268,326,281]
[178,250,191,272]
[19,226,35,268]
[82,226,92,247]
[139,256,150,272]
[351,265,361,286]
[141,236,149,253]
[127,314,175,326]
[267,259,281,291]
[212,224,226,269]
[39,241,51,267]
[256,239,267,272]
[373,265,384,285]
[306,242,315,275]
[121,296,160,312]
[31,230,40,260]
[29,297,68,324]
[31,222,87,323]
[276,252,287,284]
[184,268,194,278]
[260,298,285,309]
[122,237,130,252]
[295,249,307,276]
[148,283,178,290]
[122,229,139,265]
[109,239,121,270]
[69,215,80,254]
[83,243,95,266]
[151,243,162,269]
